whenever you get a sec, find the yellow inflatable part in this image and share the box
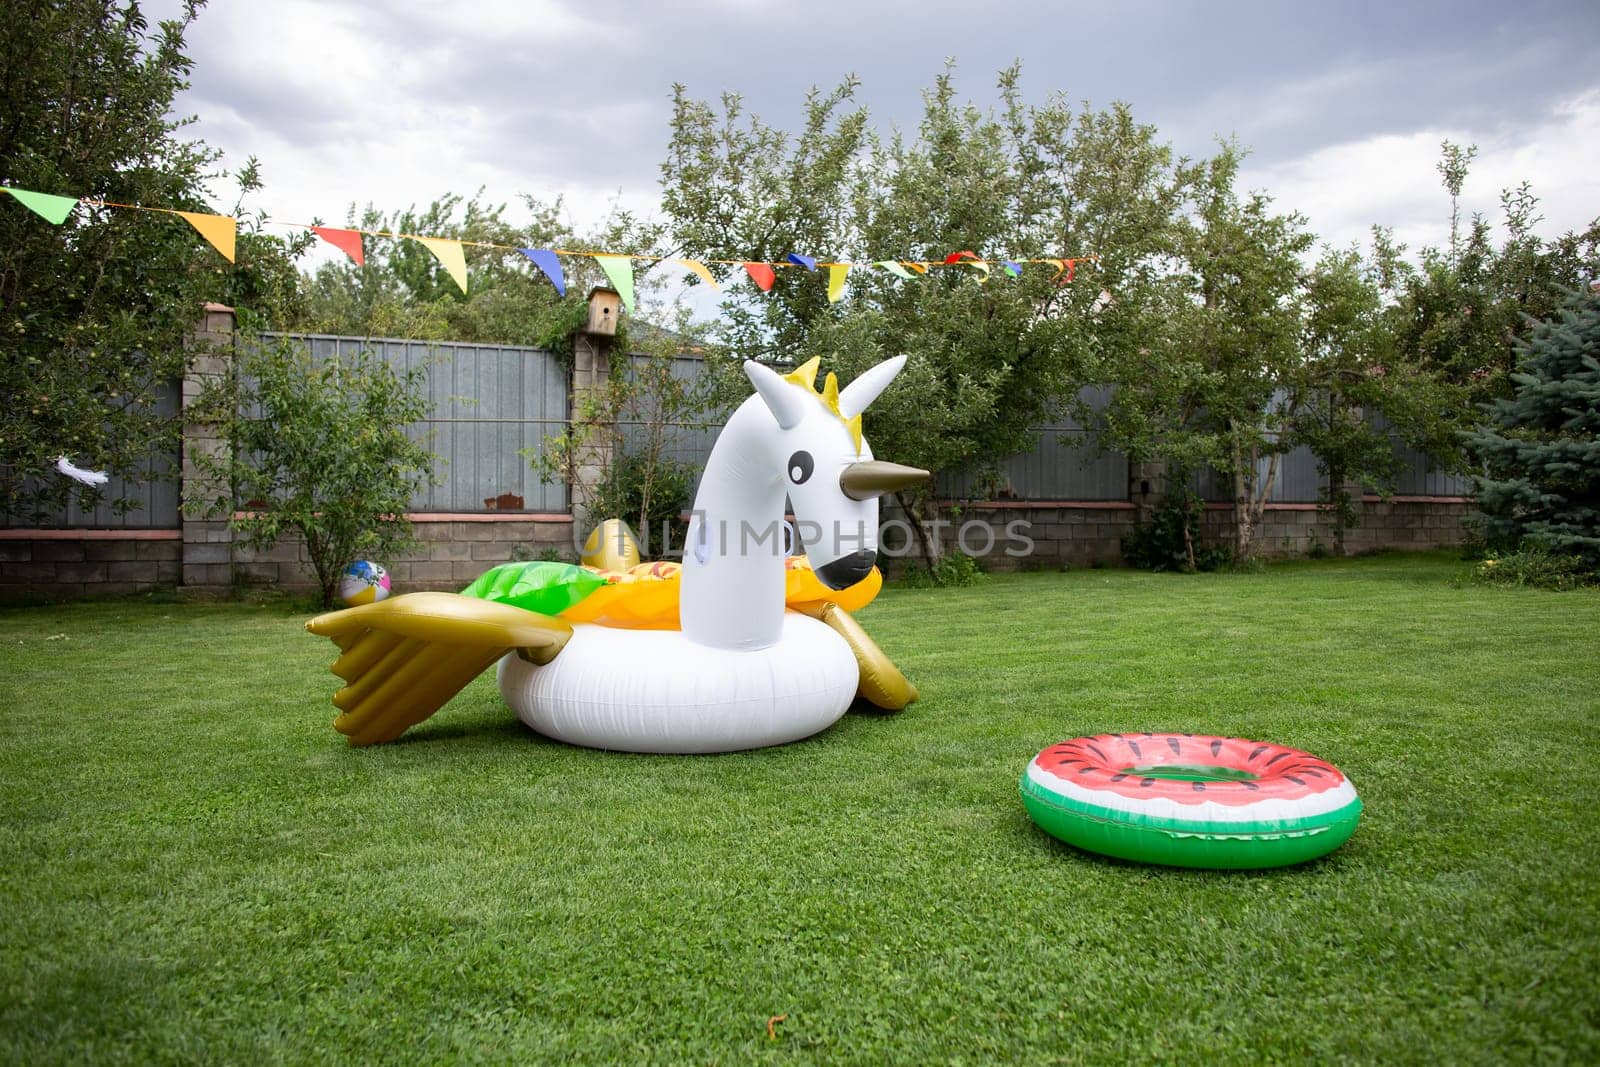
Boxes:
[560,563,683,628]
[559,556,881,629]
[580,519,642,572]
[792,561,881,614]
[306,592,573,746]
[800,602,919,711]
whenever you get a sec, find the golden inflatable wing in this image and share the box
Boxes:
[305,592,573,746]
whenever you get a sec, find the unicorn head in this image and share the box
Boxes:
[743,355,929,588]
[680,354,926,650]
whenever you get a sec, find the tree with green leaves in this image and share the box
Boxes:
[0,1,300,522]
[1287,246,1462,553]
[1377,141,1600,410]
[1465,287,1600,574]
[659,64,1189,568]
[527,306,722,555]
[187,338,439,607]
[1093,145,1315,561]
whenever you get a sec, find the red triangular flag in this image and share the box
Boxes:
[944,250,979,264]
[313,226,365,266]
[743,262,776,292]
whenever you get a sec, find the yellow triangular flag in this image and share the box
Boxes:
[674,258,721,291]
[415,236,468,294]
[827,263,850,303]
[176,211,236,263]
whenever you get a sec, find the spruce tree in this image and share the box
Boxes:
[1467,287,1600,571]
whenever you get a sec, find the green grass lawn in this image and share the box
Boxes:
[3,552,1598,1063]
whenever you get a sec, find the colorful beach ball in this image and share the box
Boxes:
[338,560,391,606]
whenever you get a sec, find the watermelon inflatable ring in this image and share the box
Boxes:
[1020,733,1362,869]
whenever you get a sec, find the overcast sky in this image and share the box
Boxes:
[151,0,1598,292]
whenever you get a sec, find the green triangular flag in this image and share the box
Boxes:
[594,255,635,313]
[3,187,79,225]
[874,260,916,280]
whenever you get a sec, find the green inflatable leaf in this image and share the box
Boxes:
[459,561,606,616]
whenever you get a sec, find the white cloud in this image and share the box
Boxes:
[1240,88,1600,256]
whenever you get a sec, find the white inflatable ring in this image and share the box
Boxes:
[498,613,859,753]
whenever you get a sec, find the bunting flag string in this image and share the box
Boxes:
[1,181,1093,307]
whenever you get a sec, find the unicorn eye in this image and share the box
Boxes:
[787,450,814,485]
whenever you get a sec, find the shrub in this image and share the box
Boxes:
[1122,488,1231,572]
[894,552,985,588]
[1466,548,1596,591]
[188,337,437,608]
[586,448,698,559]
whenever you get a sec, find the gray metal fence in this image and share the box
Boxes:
[8,337,1479,530]
[1,380,182,528]
[1189,447,1328,504]
[269,334,569,512]
[614,353,725,479]
[938,386,1130,501]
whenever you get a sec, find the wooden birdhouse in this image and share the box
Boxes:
[584,286,622,337]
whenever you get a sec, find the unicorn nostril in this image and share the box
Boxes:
[816,550,876,590]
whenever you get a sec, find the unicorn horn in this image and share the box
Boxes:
[839,461,930,501]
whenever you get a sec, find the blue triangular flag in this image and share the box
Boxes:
[1001,260,1023,277]
[518,248,565,296]
[786,252,817,272]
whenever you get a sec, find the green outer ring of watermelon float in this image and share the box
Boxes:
[1020,735,1363,869]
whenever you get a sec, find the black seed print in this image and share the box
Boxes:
[1240,782,1259,790]
[1264,751,1291,767]
[1078,767,1094,774]
[1210,739,1223,757]
[1303,769,1323,778]
[1285,776,1305,786]
[1192,782,1206,791]
[1127,740,1143,759]
[1249,745,1268,762]
[1141,778,1156,787]
[1110,774,1128,782]
[1167,737,1182,755]
[1087,743,1108,762]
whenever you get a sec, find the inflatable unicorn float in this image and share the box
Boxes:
[305,355,929,753]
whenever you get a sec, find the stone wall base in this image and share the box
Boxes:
[891,496,1471,573]
[0,533,182,602]
[1,499,1471,602]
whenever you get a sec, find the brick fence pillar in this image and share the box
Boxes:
[568,287,621,534]
[180,302,236,592]
[1129,460,1166,525]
